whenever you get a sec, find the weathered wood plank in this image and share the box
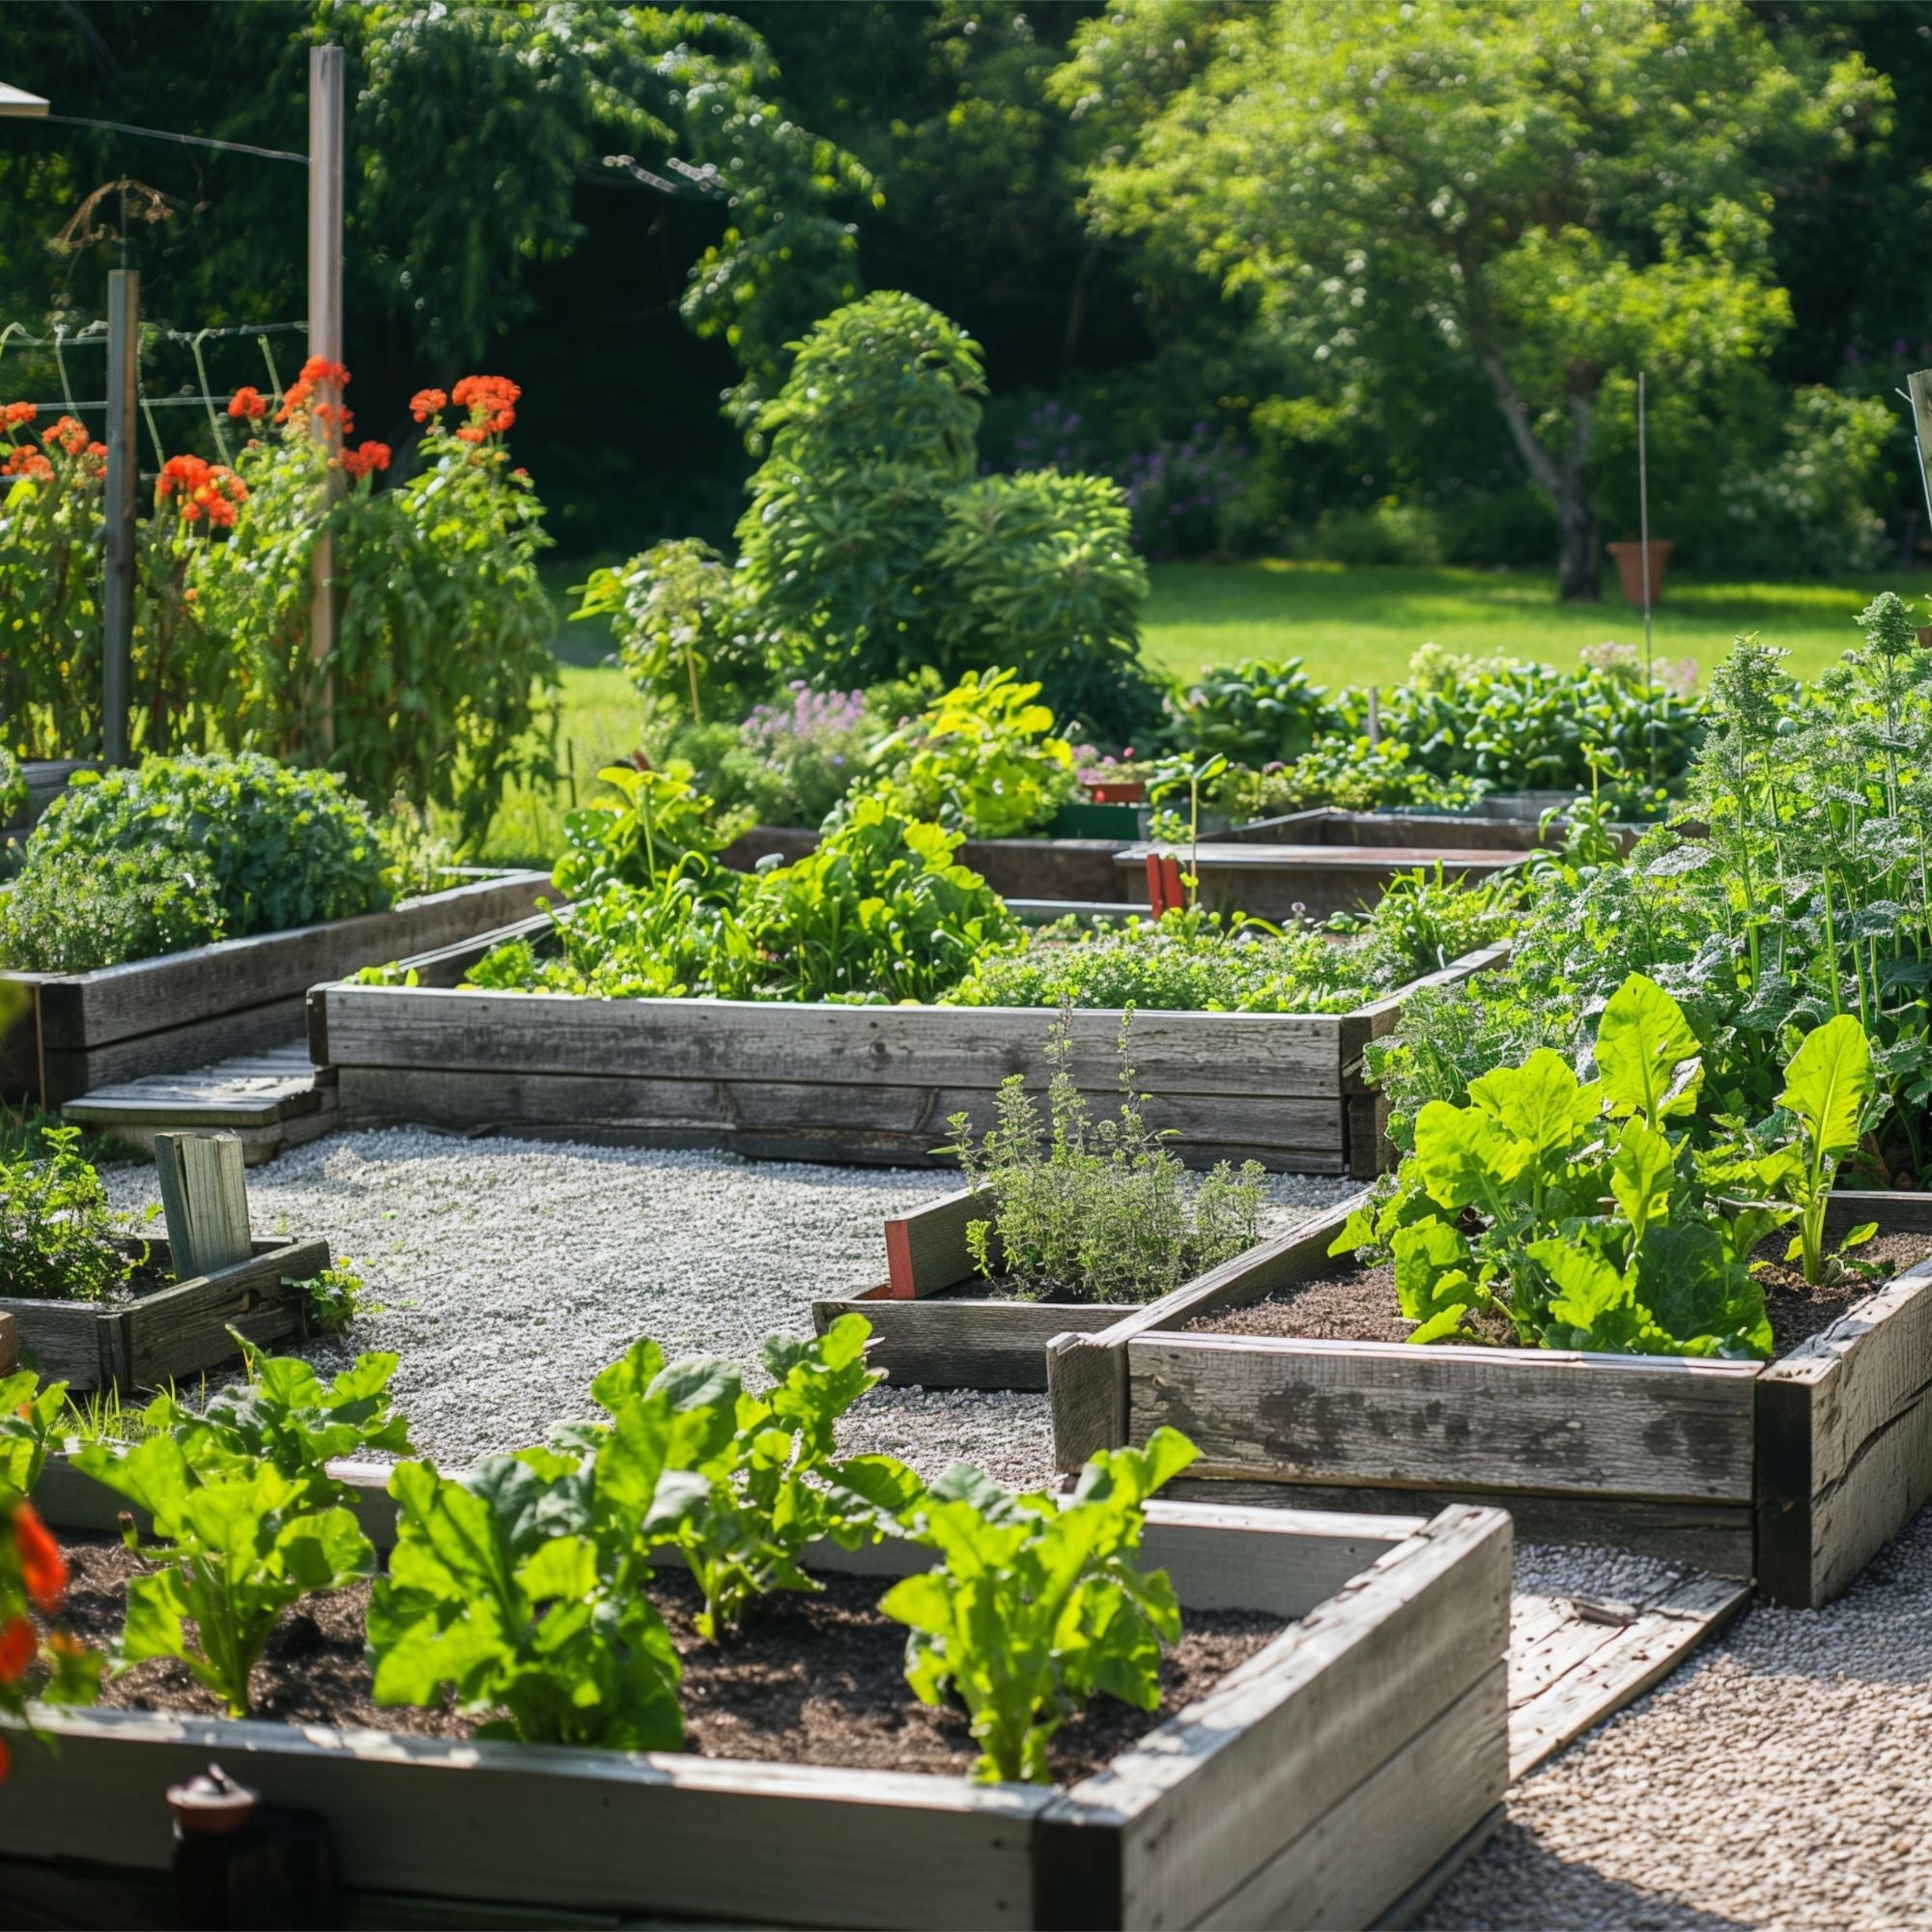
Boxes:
[1757,1263,1932,1607]
[1147,1474,1757,1578]
[1087,1504,1510,1932]
[1125,1330,1760,1503]
[1048,1331,1129,1472]
[40,996,309,1107]
[123,1236,329,1387]
[817,1293,1125,1392]
[335,1066,1348,1173]
[319,984,1350,1094]
[1196,1663,1508,1931]
[0,1713,1050,1930]
[1506,1573,1747,1779]
[29,872,551,1052]
[154,1132,252,1280]
[884,1185,989,1295]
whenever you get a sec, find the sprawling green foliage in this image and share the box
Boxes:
[472,795,1018,1004]
[1337,975,1772,1355]
[867,668,1077,839]
[882,1429,1197,1784]
[369,1315,918,1743]
[1170,658,1338,768]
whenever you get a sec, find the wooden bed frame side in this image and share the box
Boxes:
[0,1500,1508,1931]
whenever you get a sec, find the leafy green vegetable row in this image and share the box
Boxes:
[14,1315,1202,1786]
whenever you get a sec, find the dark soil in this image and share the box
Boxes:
[1187,1230,1932,1361]
[59,1538,1284,1785]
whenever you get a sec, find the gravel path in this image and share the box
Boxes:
[104,1127,1353,1488]
[1424,1505,1932,1932]
[114,1130,1932,1927]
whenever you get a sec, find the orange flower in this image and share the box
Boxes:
[410,387,447,423]
[451,374,519,436]
[228,386,268,421]
[14,1504,65,1615]
[341,440,391,479]
[3,447,53,482]
[43,415,91,457]
[455,424,486,444]
[158,454,244,527]
[0,1618,32,1686]
[1,401,36,428]
[298,355,350,389]
[312,401,355,440]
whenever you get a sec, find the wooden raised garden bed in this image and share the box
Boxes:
[309,941,1505,1176]
[1047,1192,1932,1608]
[813,1184,1284,1393]
[1,869,551,1107]
[4,1486,1511,1930]
[0,1232,330,1393]
[1,759,95,867]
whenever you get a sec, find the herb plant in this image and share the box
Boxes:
[881,1428,1199,1784]
[552,759,746,898]
[0,1125,132,1302]
[943,1016,1265,1303]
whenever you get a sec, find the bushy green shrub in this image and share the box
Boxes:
[4,753,387,968]
[0,857,227,974]
[1210,741,1479,820]
[0,1126,131,1302]
[735,293,1162,747]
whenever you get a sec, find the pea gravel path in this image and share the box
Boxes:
[102,1126,1353,1485]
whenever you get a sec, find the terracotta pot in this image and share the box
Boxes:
[1607,540,1673,608]
[1087,780,1148,804]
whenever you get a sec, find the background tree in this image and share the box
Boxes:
[1055,0,1885,598]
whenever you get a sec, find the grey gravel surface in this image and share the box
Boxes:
[103,1127,1355,1484]
[1426,1505,1932,1932]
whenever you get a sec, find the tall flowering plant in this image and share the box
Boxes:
[0,408,107,757]
[186,361,556,842]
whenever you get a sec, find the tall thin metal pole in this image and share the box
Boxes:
[1637,369,1655,785]
[307,43,345,756]
[101,268,138,767]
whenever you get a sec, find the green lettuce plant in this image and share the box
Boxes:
[881,1428,1198,1784]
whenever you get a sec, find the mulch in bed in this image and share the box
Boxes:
[1187,1229,1932,1359]
[58,1538,1285,1785]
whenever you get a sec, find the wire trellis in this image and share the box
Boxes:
[0,317,307,468]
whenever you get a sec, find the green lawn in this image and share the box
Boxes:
[1141,560,1908,687]
[470,559,1917,864]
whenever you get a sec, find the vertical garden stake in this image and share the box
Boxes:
[101,268,137,768]
[307,43,346,753]
[1638,368,1655,785]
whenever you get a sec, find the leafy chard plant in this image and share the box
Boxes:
[73,1345,412,1718]
[368,1315,920,1743]
[1335,973,1795,1358]
[942,1012,1264,1304]
[639,1315,923,1640]
[881,1428,1198,1785]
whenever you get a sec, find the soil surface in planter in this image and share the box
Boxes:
[62,1539,1282,1783]
[1187,1229,1932,1358]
